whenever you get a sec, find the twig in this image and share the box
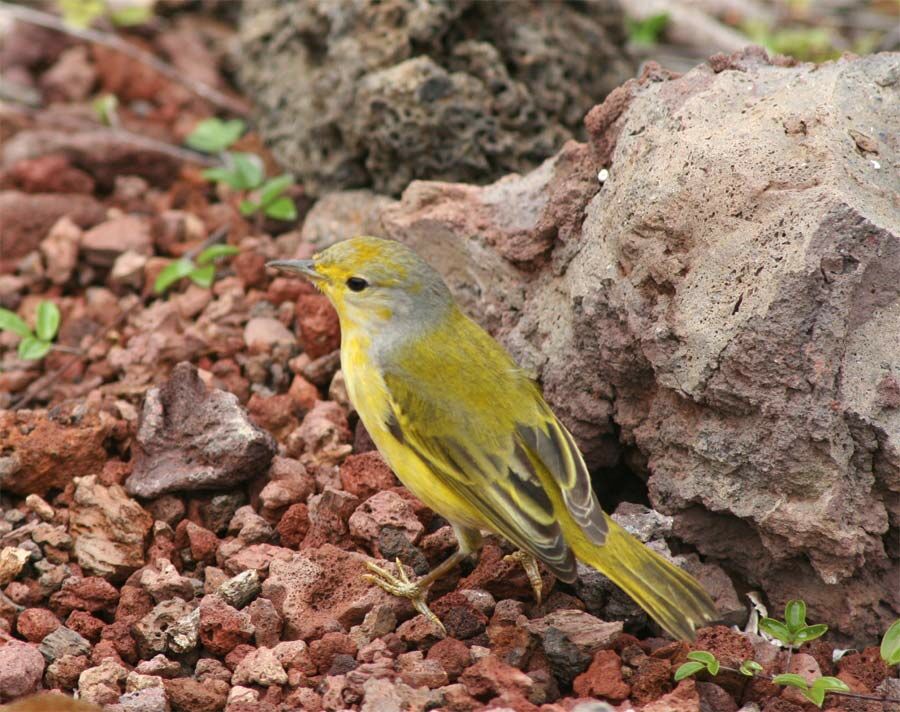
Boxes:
[0,103,220,168]
[101,127,221,167]
[50,345,83,355]
[184,224,229,260]
[0,1,250,117]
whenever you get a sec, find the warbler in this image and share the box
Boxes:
[269,236,717,639]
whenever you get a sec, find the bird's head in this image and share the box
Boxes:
[267,236,454,334]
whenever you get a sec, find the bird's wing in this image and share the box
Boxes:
[515,411,608,546]
[381,370,580,581]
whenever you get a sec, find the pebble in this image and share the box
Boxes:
[0,640,45,701]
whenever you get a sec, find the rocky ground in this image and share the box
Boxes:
[0,4,898,712]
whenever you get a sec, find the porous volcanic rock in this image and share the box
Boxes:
[307,50,900,643]
[70,476,153,582]
[125,362,276,498]
[260,544,411,641]
[238,0,631,195]
[0,406,113,497]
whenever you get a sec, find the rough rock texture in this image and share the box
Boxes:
[126,362,277,498]
[0,641,45,701]
[260,544,410,641]
[309,50,900,643]
[0,191,104,262]
[237,0,631,195]
[70,476,153,582]
[0,406,113,496]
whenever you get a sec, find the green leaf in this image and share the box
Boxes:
[186,118,246,153]
[58,0,106,28]
[759,617,793,645]
[802,686,826,707]
[794,624,828,644]
[202,167,240,186]
[881,620,900,665]
[626,12,669,46]
[785,600,807,632]
[674,661,705,681]
[772,673,810,691]
[258,174,294,207]
[154,258,196,294]
[264,196,298,221]
[813,677,850,693]
[686,651,716,666]
[196,245,240,266]
[739,660,764,676]
[109,4,153,26]
[92,94,119,126]
[18,336,51,361]
[229,152,265,190]
[189,264,216,288]
[239,199,260,216]
[35,301,60,342]
[0,308,33,338]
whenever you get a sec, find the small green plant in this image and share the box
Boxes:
[739,659,764,676]
[881,619,900,666]
[92,93,120,127]
[625,12,669,47]
[742,21,840,63]
[0,301,61,360]
[185,118,246,154]
[239,174,297,221]
[772,674,850,707]
[185,119,297,222]
[674,650,720,681]
[58,0,153,28]
[154,244,240,295]
[759,600,828,648]
[673,610,900,709]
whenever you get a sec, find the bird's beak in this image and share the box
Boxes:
[266,259,322,281]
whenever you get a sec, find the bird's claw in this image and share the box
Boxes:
[363,558,446,635]
[504,550,543,604]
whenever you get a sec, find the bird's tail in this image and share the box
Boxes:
[571,515,718,640]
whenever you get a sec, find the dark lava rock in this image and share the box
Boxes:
[238,0,631,195]
[126,362,276,498]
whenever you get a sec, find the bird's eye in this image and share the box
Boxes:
[346,277,368,292]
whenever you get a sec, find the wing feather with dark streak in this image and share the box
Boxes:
[382,374,577,581]
[516,416,608,545]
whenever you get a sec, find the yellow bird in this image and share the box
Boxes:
[269,236,717,640]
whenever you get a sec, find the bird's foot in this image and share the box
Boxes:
[364,558,446,635]
[504,550,543,604]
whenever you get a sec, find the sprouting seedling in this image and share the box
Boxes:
[185,118,297,222]
[759,600,828,649]
[672,627,900,709]
[674,650,720,681]
[58,0,153,28]
[185,118,246,154]
[771,674,850,708]
[739,659,764,676]
[0,301,61,360]
[625,12,669,47]
[154,245,240,295]
[239,174,298,221]
[881,619,900,666]
[92,94,120,128]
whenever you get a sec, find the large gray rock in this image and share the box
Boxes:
[238,0,631,196]
[126,362,277,498]
[305,50,900,643]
